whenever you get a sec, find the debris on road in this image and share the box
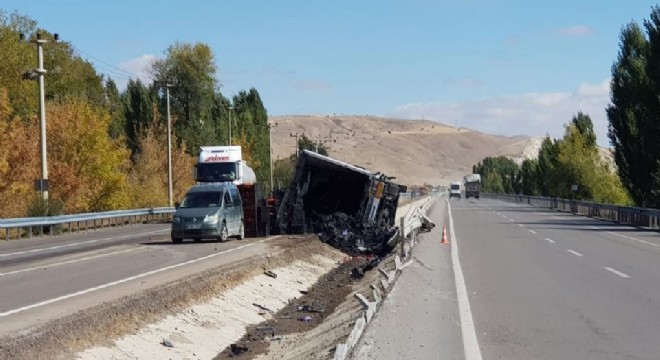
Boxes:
[264,270,277,279]
[297,303,324,313]
[252,303,274,314]
[276,150,406,255]
[160,339,174,348]
[297,316,313,322]
[230,343,248,355]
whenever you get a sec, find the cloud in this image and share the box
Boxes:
[293,80,332,92]
[110,54,156,90]
[556,25,595,37]
[392,79,612,146]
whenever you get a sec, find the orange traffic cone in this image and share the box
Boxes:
[441,225,449,244]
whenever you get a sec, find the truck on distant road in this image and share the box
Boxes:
[449,181,462,199]
[464,173,481,199]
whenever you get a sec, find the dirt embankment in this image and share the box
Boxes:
[0,236,345,360]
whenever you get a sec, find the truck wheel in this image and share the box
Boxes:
[172,236,183,244]
[237,221,244,240]
[218,222,228,242]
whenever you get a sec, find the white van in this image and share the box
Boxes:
[449,181,462,199]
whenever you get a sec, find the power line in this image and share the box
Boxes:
[71,44,141,78]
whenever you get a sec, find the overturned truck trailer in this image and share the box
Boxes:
[277,150,407,255]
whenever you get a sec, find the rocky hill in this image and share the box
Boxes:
[268,115,539,186]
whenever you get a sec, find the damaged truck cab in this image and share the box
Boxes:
[277,150,406,254]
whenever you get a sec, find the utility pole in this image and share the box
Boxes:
[21,32,58,202]
[268,122,278,193]
[228,106,234,146]
[290,132,300,157]
[165,83,174,207]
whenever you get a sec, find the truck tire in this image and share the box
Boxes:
[172,236,183,244]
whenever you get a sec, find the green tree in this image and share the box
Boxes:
[607,9,660,207]
[536,136,561,197]
[122,78,157,155]
[473,156,520,194]
[297,134,330,156]
[520,159,539,196]
[105,78,125,139]
[150,42,218,153]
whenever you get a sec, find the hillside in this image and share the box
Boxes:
[268,115,536,186]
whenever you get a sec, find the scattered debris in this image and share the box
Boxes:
[351,267,364,279]
[253,303,274,314]
[161,339,174,348]
[230,343,248,355]
[297,316,313,322]
[264,270,278,279]
[299,290,309,295]
[255,326,275,337]
[297,303,324,313]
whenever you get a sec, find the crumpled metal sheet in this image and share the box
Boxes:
[312,212,397,255]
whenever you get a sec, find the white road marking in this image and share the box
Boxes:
[0,238,273,317]
[0,248,139,277]
[566,249,584,257]
[551,216,562,220]
[528,230,537,234]
[447,199,483,360]
[606,231,660,248]
[544,238,556,244]
[604,267,631,278]
[509,219,515,222]
[0,229,169,257]
[588,225,599,230]
[518,224,525,228]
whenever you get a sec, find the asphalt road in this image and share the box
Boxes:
[0,200,421,337]
[353,199,463,360]
[453,197,660,360]
[354,197,660,360]
[0,223,275,335]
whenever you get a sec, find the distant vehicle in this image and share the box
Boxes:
[195,146,256,185]
[171,183,244,243]
[449,181,462,199]
[464,173,481,199]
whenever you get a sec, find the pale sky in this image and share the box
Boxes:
[5,0,657,146]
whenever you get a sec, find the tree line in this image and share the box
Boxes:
[0,10,271,218]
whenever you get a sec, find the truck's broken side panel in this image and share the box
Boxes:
[277,150,405,255]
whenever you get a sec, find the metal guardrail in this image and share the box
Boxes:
[397,194,439,256]
[484,193,660,230]
[0,207,175,240]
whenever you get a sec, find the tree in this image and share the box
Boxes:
[128,106,195,207]
[571,111,597,149]
[150,42,218,153]
[122,78,158,155]
[520,159,539,196]
[473,156,520,194]
[536,136,561,197]
[607,7,660,207]
[47,99,131,212]
[297,134,330,156]
[105,78,125,139]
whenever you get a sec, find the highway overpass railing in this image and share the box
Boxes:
[0,207,175,240]
[484,193,660,230]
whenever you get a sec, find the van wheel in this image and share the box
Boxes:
[218,222,228,242]
[237,221,244,240]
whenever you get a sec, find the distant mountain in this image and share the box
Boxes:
[269,115,535,186]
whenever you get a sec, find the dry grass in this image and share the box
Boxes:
[269,115,537,186]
